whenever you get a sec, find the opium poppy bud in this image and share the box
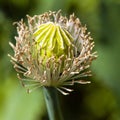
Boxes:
[9,10,97,95]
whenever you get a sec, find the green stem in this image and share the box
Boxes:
[43,87,63,120]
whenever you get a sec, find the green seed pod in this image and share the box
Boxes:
[33,22,74,59]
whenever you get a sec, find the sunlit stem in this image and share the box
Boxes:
[43,87,63,120]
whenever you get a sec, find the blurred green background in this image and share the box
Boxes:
[0,0,120,120]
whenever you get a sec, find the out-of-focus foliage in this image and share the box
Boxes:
[0,0,120,120]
